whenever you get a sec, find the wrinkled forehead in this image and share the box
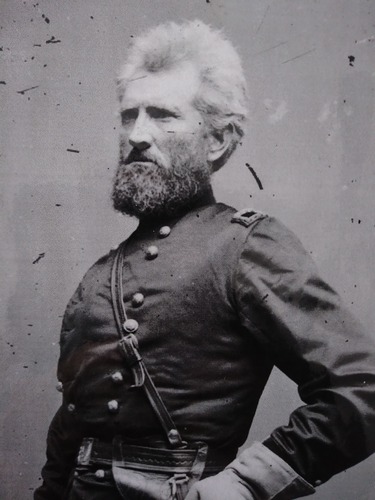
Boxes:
[120,62,202,110]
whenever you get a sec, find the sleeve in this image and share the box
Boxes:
[34,284,84,500]
[186,442,315,500]
[234,216,375,487]
[33,406,82,500]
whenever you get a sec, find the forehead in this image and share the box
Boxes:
[121,62,201,110]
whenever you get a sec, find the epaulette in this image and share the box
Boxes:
[231,208,267,228]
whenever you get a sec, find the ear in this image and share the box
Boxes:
[207,124,234,164]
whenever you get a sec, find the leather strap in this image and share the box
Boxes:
[78,437,234,472]
[110,243,186,448]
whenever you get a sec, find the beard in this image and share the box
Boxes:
[112,137,212,220]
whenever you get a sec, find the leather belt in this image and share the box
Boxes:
[77,437,236,474]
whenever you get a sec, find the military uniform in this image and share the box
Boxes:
[35,193,375,499]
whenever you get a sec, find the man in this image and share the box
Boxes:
[35,20,375,499]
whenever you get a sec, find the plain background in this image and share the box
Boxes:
[1,0,375,498]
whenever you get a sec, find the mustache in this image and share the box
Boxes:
[123,149,159,166]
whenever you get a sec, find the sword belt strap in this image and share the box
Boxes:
[110,242,186,449]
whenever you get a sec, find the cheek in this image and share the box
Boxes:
[163,136,207,167]
[119,132,129,144]
[165,132,205,151]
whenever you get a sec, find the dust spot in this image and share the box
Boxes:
[282,49,315,64]
[17,85,39,95]
[32,252,45,264]
[246,163,264,190]
[46,36,61,44]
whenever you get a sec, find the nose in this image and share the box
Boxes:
[128,111,152,151]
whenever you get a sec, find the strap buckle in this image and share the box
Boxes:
[169,473,189,500]
[118,334,145,387]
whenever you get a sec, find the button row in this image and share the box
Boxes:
[67,399,121,414]
[102,228,171,418]
[144,225,171,260]
[75,468,108,480]
[128,226,171,325]
[57,370,124,395]
[64,226,173,412]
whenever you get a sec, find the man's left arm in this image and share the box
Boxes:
[187,216,375,499]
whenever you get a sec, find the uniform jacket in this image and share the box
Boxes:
[35,194,375,498]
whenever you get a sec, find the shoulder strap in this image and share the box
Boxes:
[231,208,267,228]
[111,242,186,449]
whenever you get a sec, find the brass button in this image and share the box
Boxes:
[159,226,171,238]
[56,381,63,392]
[111,371,124,383]
[123,319,139,333]
[95,469,105,479]
[67,403,75,413]
[132,293,144,307]
[107,400,119,413]
[145,245,158,260]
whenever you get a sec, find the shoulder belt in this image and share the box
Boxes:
[111,242,186,449]
[231,208,267,228]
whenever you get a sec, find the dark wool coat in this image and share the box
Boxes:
[35,196,375,498]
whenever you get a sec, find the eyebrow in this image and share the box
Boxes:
[120,103,181,115]
[147,105,181,116]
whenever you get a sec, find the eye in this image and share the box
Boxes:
[121,108,138,125]
[147,107,178,120]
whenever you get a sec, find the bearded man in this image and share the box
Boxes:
[35,20,375,500]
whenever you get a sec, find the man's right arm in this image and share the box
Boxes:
[34,281,86,500]
[34,406,81,500]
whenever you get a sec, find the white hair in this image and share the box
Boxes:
[117,20,248,169]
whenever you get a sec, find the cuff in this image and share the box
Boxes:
[225,442,315,499]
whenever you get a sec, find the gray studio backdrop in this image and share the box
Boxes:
[1,1,375,498]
